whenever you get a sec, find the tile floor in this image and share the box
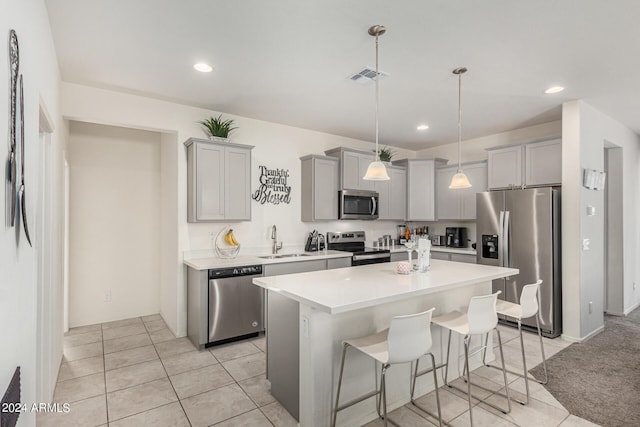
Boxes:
[40,316,601,426]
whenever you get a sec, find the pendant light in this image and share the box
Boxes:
[449,67,472,189]
[363,25,390,181]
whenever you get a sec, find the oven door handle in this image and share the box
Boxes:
[352,253,389,261]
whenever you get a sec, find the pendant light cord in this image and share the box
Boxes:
[457,71,462,172]
[375,34,380,161]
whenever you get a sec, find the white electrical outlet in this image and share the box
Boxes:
[582,238,591,251]
[104,291,112,302]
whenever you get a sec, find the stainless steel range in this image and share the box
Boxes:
[326,231,390,265]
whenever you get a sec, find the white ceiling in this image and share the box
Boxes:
[44,0,640,150]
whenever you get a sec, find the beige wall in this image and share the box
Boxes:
[67,121,162,326]
[562,100,640,341]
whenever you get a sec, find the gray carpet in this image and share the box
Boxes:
[530,308,640,427]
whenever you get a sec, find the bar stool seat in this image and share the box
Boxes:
[343,329,391,363]
[332,308,444,427]
[431,291,511,427]
[483,280,548,405]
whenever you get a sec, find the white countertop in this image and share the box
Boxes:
[253,260,518,314]
[390,246,477,255]
[183,250,352,270]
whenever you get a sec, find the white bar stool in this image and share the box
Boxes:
[431,291,511,426]
[331,308,444,427]
[482,280,548,405]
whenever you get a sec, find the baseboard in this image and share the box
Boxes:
[604,310,625,316]
[561,324,604,343]
[624,301,640,316]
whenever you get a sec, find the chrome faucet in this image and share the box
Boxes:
[271,225,283,254]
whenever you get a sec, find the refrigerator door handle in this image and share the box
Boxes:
[504,210,511,274]
[499,210,505,267]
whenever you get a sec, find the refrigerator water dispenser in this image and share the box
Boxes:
[481,235,499,259]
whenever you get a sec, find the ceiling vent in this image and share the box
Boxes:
[349,67,389,85]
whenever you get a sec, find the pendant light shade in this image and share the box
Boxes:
[363,25,390,181]
[363,160,390,180]
[449,67,472,189]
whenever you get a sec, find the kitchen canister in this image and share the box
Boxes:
[397,261,411,275]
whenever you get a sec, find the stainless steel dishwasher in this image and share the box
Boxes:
[208,265,264,344]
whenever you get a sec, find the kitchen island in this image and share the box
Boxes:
[253,259,518,427]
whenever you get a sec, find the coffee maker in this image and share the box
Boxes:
[445,227,468,248]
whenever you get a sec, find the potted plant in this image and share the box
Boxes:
[198,115,237,142]
[377,146,395,163]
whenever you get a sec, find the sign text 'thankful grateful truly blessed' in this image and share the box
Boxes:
[252,165,291,205]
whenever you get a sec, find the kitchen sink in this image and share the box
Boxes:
[258,253,311,259]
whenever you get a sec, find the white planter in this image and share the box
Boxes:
[209,136,230,143]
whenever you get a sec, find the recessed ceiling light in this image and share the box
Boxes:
[194,63,213,73]
[544,86,564,94]
[417,124,429,131]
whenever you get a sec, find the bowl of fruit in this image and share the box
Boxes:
[214,226,241,259]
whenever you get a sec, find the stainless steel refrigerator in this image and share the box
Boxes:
[476,187,562,337]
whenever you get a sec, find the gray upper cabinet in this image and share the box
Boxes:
[375,165,407,220]
[300,155,339,221]
[185,138,253,222]
[461,162,488,219]
[487,145,523,189]
[394,158,446,221]
[436,162,488,220]
[325,147,375,191]
[487,138,561,190]
[525,138,562,186]
[436,167,459,220]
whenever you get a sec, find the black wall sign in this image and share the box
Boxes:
[252,165,292,205]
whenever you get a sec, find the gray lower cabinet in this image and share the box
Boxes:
[450,253,476,264]
[264,256,350,421]
[430,251,450,261]
[390,251,409,262]
[430,251,477,263]
[185,138,254,222]
[327,257,351,269]
[300,155,339,221]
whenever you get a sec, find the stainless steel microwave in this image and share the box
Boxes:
[338,190,379,220]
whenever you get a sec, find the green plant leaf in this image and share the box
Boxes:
[198,114,237,138]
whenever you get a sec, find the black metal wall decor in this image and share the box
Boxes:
[7,29,19,228]
[252,165,292,205]
[5,30,31,246]
[0,367,21,427]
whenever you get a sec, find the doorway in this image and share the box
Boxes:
[36,101,58,402]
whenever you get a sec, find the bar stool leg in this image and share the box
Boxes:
[410,354,445,427]
[463,336,474,426]
[496,328,512,413]
[536,316,549,384]
[381,364,389,427]
[517,320,530,404]
[332,343,350,427]
[443,330,453,386]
